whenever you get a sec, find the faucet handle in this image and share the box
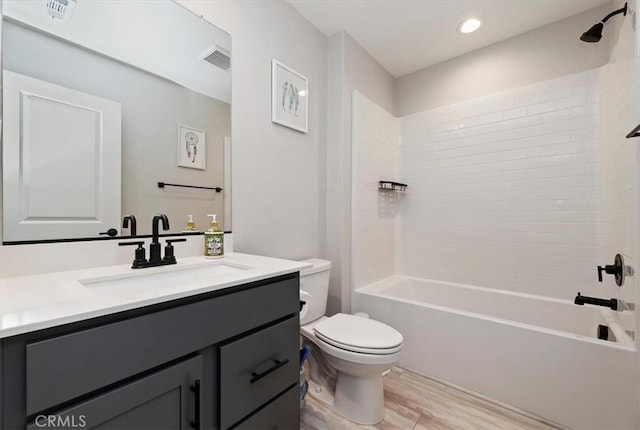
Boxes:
[118,240,144,247]
[119,241,147,268]
[163,238,186,263]
[166,238,187,244]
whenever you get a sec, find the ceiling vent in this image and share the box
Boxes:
[202,46,231,70]
[45,0,77,21]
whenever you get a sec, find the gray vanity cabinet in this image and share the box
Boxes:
[26,356,203,430]
[0,273,300,430]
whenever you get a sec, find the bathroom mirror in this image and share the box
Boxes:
[1,0,231,243]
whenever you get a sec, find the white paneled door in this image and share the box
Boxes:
[3,70,122,241]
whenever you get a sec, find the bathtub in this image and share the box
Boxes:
[354,275,638,430]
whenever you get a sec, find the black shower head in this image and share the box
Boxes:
[580,22,604,43]
[580,2,627,43]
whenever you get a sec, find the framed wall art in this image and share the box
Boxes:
[271,59,308,133]
[178,124,206,169]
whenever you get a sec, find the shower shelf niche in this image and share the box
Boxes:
[378,181,407,192]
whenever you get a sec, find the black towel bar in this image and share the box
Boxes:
[157,182,222,192]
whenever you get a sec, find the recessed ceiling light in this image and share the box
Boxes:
[458,18,482,34]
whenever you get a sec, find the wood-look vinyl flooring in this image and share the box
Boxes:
[300,367,558,430]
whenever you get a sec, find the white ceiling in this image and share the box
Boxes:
[287,0,611,77]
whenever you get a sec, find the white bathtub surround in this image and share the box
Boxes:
[0,251,307,338]
[398,70,603,300]
[360,276,633,347]
[598,57,638,324]
[351,68,640,429]
[351,92,400,289]
[392,62,639,333]
[355,277,637,430]
[346,5,640,429]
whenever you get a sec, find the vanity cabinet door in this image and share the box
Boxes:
[27,355,203,430]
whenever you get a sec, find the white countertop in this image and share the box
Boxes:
[0,252,311,338]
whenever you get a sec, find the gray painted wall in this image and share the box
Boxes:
[3,21,230,236]
[395,5,611,116]
[178,0,328,261]
[325,31,396,314]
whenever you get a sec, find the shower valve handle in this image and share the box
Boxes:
[597,254,625,286]
[597,265,618,282]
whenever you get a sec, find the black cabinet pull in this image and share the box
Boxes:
[190,379,200,429]
[250,359,289,384]
[99,228,118,237]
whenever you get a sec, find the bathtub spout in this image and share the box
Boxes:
[575,292,618,310]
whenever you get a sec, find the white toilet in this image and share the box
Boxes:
[299,258,403,425]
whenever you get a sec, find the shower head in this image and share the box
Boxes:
[580,22,604,43]
[580,2,627,43]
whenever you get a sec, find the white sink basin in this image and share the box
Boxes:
[79,261,250,290]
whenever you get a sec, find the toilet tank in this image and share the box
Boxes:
[299,258,331,325]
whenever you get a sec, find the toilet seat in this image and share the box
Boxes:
[313,313,403,355]
[301,323,402,366]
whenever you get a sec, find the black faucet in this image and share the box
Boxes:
[119,214,185,269]
[122,215,137,237]
[150,214,170,263]
[575,292,618,311]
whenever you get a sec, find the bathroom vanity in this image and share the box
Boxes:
[0,253,308,430]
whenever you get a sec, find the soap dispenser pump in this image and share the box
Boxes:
[183,214,198,232]
[204,214,224,258]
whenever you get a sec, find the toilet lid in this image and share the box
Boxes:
[313,313,403,354]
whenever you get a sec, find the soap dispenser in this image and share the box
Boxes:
[183,214,198,232]
[204,214,224,258]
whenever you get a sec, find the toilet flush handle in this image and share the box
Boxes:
[300,290,312,317]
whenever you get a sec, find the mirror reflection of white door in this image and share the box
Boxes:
[223,136,231,232]
[3,70,122,241]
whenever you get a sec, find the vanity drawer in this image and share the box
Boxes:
[219,316,299,429]
[232,385,299,430]
[25,275,298,415]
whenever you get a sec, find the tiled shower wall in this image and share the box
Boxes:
[398,70,604,299]
[352,92,400,289]
[597,21,638,313]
